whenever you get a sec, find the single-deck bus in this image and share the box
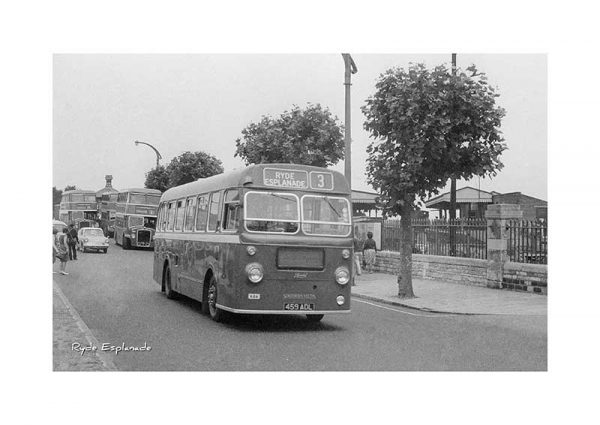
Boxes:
[59,189,99,229]
[153,164,353,322]
[114,188,161,249]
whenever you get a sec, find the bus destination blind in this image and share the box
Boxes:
[263,168,334,190]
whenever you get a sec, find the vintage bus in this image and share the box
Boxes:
[153,164,353,322]
[58,189,99,229]
[114,188,161,249]
[99,192,118,237]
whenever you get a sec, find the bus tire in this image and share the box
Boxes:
[207,275,225,322]
[306,314,324,322]
[123,237,130,250]
[164,265,178,300]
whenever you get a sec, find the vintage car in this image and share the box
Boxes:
[77,227,109,253]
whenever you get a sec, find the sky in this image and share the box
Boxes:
[53,54,547,201]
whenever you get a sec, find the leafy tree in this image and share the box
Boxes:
[167,151,224,187]
[234,103,344,167]
[64,185,76,191]
[53,187,62,205]
[144,165,170,192]
[362,63,506,298]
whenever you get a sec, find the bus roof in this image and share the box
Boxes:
[118,188,162,195]
[62,189,96,195]
[161,163,350,203]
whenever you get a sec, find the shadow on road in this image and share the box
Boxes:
[162,293,344,333]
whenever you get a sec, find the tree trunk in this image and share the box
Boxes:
[449,177,457,256]
[397,196,415,298]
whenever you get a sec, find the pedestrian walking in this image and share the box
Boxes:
[55,228,70,275]
[67,224,78,260]
[362,231,377,274]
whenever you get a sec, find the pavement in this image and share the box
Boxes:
[352,272,547,315]
[53,278,116,371]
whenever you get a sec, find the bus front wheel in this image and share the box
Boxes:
[123,237,130,250]
[164,266,177,300]
[207,275,225,322]
[306,314,324,322]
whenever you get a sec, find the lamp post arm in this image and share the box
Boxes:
[134,140,163,168]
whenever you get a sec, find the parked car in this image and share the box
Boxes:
[77,227,109,253]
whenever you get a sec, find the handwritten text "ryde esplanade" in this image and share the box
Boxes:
[72,342,152,355]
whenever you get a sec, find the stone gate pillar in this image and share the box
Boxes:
[485,204,523,289]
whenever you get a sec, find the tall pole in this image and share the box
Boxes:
[134,140,162,169]
[449,53,457,254]
[342,54,357,188]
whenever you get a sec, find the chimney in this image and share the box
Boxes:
[105,175,113,188]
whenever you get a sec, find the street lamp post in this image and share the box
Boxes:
[341,54,357,189]
[134,140,162,169]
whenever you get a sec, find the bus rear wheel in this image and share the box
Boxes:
[207,275,225,322]
[306,314,324,322]
[164,266,177,299]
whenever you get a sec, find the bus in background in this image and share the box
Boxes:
[114,188,161,249]
[99,192,118,237]
[153,164,353,323]
[58,189,99,229]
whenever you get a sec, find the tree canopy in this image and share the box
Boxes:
[363,62,506,214]
[53,187,62,205]
[64,185,76,191]
[234,103,345,167]
[362,62,506,297]
[144,165,170,192]
[144,151,224,191]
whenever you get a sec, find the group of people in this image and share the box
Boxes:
[353,230,378,279]
[53,224,79,275]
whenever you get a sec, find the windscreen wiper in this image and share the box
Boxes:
[324,196,342,217]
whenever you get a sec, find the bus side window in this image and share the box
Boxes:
[167,202,175,231]
[175,199,185,231]
[207,191,222,232]
[195,194,209,232]
[184,196,197,231]
[222,189,241,232]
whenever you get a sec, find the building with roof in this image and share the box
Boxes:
[425,186,547,220]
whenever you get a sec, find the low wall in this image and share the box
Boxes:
[362,251,548,294]
[367,251,489,287]
[503,262,548,295]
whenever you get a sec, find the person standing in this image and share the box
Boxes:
[362,231,377,273]
[55,228,70,275]
[352,227,363,283]
[67,224,78,260]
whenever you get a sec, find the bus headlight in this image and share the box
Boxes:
[342,249,351,259]
[246,245,257,256]
[245,262,264,283]
[334,267,350,285]
[131,233,136,239]
[336,295,345,305]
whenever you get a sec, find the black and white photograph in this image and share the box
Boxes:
[4,1,599,424]
[51,53,548,372]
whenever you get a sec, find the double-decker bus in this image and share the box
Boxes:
[59,189,99,229]
[99,193,118,237]
[153,164,353,322]
[114,188,161,249]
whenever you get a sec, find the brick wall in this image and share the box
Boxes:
[361,251,547,294]
[503,262,548,295]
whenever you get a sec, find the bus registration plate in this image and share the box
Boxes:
[284,303,315,311]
